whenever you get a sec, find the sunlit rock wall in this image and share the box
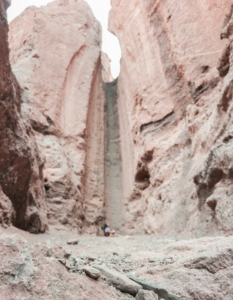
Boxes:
[9,0,106,234]
[109,0,233,235]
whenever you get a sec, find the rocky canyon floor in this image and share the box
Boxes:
[1,226,233,299]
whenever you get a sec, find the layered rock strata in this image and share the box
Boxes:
[0,0,47,233]
[109,0,233,235]
[9,0,107,233]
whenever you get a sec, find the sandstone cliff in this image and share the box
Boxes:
[109,0,233,235]
[7,0,233,238]
[9,0,107,234]
[0,0,47,233]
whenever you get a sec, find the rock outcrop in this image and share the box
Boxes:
[93,264,141,295]
[0,0,47,233]
[2,227,233,300]
[0,231,135,300]
[109,0,233,235]
[9,0,107,233]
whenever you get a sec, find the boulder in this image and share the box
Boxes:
[127,274,180,300]
[93,264,141,295]
[84,266,101,279]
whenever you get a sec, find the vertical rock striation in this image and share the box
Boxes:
[109,0,233,235]
[104,79,123,232]
[9,0,106,233]
[7,0,233,237]
[0,0,47,233]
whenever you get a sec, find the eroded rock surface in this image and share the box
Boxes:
[2,227,233,300]
[109,0,233,236]
[136,290,158,300]
[0,0,47,233]
[94,264,141,295]
[0,231,136,300]
[9,0,107,233]
[127,274,180,300]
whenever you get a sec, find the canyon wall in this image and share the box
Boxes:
[5,0,233,237]
[109,0,233,235]
[0,0,47,233]
[9,0,107,234]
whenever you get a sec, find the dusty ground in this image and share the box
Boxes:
[2,225,182,257]
[2,226,233,299]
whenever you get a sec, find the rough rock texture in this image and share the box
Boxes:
[134,236,233,300]
[0,0,47,233]
[0,186,14,227]
[93,264,141,295]
[0,231,135,300]
[2,227,233,300]
[136,290,158,300]
[84,266,101,279]
[127,274,180,300]
[101,52,114,83]
[109,0,233,235]
[9,0,107,233]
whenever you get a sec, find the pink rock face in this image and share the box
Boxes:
[9,0,106,233]
[101,52,114,82]
[0,0,47,233]
[109,0,233,235]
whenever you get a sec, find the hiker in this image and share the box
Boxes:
[104,223,117,237]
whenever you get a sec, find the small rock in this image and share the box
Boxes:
[69,268,77,273]
[87,255,97,261]
[65,256,77,269]
[64,250,72,259]
[69,256,77,263]
[65,260,74,269]
[58,259,66,266]
[136,289,158,300]
[67,239,79,245]
[148,258,157,263]
[84,266,101,279]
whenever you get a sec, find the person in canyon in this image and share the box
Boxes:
[103,223,117,237]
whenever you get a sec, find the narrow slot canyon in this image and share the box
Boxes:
[104,79,123,232]
[2,0,233,299]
